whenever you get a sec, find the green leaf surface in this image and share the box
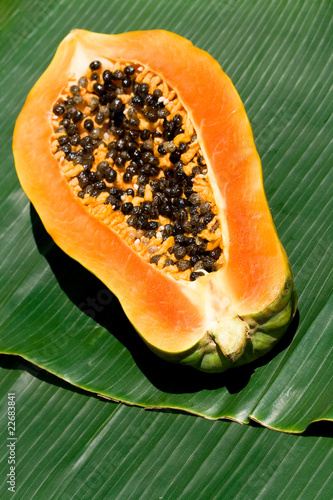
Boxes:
[1,0,333,436]
[1,357,333,500]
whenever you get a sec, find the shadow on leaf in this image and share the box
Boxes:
[0,353,99,400]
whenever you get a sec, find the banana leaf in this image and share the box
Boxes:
[0,0,332,454]
[0,357,332,499]
[1,0,332,497]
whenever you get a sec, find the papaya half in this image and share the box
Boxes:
[13,30,297,372]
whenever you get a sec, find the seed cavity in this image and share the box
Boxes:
[51,60,224,281]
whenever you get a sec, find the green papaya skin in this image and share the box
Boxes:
[151,265,297,373]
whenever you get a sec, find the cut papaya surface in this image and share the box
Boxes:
[13,29,297,372]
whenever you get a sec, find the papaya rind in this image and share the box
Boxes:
[149,263,297,373]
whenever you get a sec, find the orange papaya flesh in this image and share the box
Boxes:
[13,30,297,372]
